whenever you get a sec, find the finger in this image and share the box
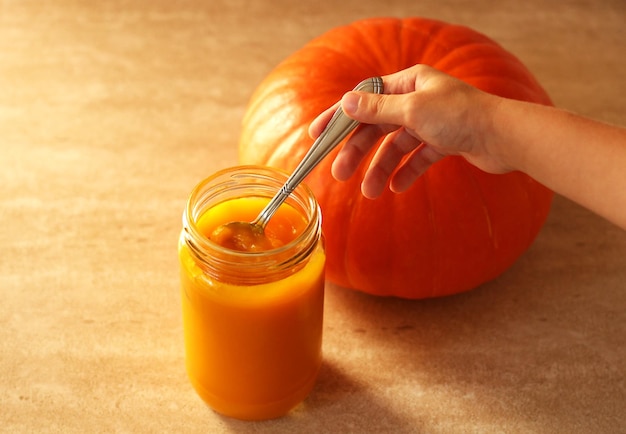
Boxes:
[308,102,341,139]
[331,123,399,181]
[359,165,389,199]
[331,124,388,181]
[360,129,423,198]
[371,64,434,95]
[368,128,423,179]
[389,144,447,193]
[341,91,411,128]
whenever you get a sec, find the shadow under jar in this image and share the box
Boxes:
[178,166,326,421]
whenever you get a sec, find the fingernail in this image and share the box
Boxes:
[341,92,360,115]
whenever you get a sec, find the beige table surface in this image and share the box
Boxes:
[1,1,625,433]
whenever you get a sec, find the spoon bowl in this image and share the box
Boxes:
[210,77,384,252]
[210,220,276,252]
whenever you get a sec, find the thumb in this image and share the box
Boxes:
[341,91,406,127]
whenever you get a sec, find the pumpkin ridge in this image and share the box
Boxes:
[458,161,499,280]
[267,129,312,169]
[418,23,458,65]
[343,194,364,291]
[420,171,442,298]
[307,29,390,80]
[388,177,436,297]
[339,159,387,293]
[351,18,408,75]
[433,43,518,76]
[517,176,538,251]
[516,174,552,250]
[336,178,362,291]
[391,18,457,70]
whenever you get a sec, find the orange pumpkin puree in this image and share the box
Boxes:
[179,197,325,420]
[208,197,305,252]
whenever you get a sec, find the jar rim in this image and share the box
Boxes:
[181,165,322,283]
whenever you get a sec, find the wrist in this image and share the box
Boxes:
[457,91,515,174]
[479,94,522,173]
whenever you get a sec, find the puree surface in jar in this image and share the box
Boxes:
[179,196,325,420]
[208,197,305,252]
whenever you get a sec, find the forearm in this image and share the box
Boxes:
[490,98,626,229]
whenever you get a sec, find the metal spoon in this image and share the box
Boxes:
[210,76,384,252]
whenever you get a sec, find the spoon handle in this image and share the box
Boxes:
[254,76,384,228]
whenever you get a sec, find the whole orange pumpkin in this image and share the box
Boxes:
[239,17,553,299]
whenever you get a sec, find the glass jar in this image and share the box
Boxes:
[178,166,325,421]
